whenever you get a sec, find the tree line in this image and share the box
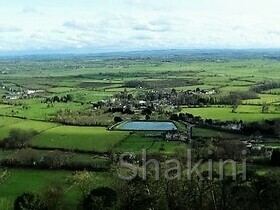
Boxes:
[12,169,280,210]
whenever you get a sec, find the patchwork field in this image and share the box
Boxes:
[0,51,280,209]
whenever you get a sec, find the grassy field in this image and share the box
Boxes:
[263,142,280,148]
[0,99,88,120]
[181,105,280,122]
[263,88,280,94]
[0,169,114,209]
[0,149,111,168]
[0,119,58,139]
[47,87,76,93]
[114,133,188,154]
[32,126,129,152]
[243,94,280,105]
[219,85,251,94]
[192,127,246,139]
[0,117,22,127]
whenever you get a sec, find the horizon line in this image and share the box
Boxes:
[1,48,280,58]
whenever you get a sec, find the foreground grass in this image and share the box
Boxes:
[0,169,74,209]
[0,169,114,210]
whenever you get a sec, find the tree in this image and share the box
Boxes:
[271,149,280,166]
[118,175,154,210]
[41,184,64,210]
[2,129,37,149]
[262,103,269,113]
[14,192,45,210]
[114,116,123,123]
[170,114,179,121]
[53,95,60,102]
[82,187,117,210]
[145,114,151,120]
[65,94,73,102]
[17,149,38,166]
[42,150,66,169]
[218,140,246,160]
[141,107,152,116]
[68,171,96,198]
[232,104,239,113]
[171,88,177,96]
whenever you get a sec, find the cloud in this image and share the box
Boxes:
[2,0,280,53]
[22,6,37,14]
[131,34,154,40]
[267,31,280,36]
[63,20,96,31]
[132,19,173,32]
[0,26,21,33]
[51,29,65,34]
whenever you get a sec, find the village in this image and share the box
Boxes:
[1,84,44,100]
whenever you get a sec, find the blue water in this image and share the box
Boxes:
[118,121,177,131]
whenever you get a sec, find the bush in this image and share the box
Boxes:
[271,149,280,166]
[14,192,45,210]
[170,114,179,121]
[114,116,123,123]
[82,187,117,210]
[1,129,37,149]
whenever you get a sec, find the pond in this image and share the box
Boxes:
[115,121,178,131]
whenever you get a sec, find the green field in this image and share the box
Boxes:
[114,133,188,154]
[192,127,246,139]
[0,99,88,121]
[263,88,280,94]
[182,105,280,122]
[32,126,129,152]
[0,117,21,127]
[0,169,114,209]
[47,87,76,93]
[243,94,280,105]
[0,119,58,139]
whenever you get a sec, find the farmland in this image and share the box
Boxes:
[0,50,280,209]
[31,126,128,152]
[181,105,280,122]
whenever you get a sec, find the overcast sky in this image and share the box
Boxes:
[1,0,280,54]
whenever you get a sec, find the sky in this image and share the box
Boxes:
[1,0,280,54]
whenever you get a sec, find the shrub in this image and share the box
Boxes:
[82,187,117,210]
[1,129,38,149]
[14,192,45,210]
